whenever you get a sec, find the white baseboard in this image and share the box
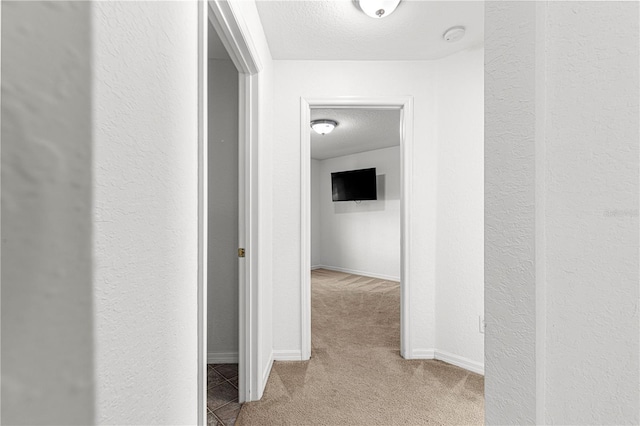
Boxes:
[410,348,435,359]
[409,348,484,375]
[273,350,303,361]
[313,265,400,282]
[435,350,484,375]
[207,352,238,364]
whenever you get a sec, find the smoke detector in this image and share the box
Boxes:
[443,26,466,43]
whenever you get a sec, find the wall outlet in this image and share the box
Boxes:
[479,316,485,334]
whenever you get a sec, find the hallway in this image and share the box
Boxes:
[237,269,484,425]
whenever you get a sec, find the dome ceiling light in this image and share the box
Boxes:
[357,0,401,19]
[311,119,338,135]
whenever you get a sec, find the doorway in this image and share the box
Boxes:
[198,1,263,422]
[206,18,241,424]
[300,97,414,359]
[309,106,403,364]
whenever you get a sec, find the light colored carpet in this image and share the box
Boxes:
[237,269,484,425]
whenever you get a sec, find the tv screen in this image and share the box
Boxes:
[331,168,377,201]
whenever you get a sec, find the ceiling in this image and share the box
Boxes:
[310,108,401,160]
[255,1,484,60]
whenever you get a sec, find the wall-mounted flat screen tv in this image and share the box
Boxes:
[331,168,377,201]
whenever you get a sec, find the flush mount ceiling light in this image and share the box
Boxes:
[310,119,338,135]
[357,0,401,19]
[443,26,466,43]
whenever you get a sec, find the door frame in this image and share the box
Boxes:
[198,1,263,422]
[299,96,414,360]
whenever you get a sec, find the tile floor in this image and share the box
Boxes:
[207,364,241,426]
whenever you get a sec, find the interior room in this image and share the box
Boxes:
[207,1,485,424]
[310,108,401,281]
[7,0,638,425]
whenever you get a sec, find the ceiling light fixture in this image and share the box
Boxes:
[311,119,338,135]
[357,0,401,19]
[443,26,466,43]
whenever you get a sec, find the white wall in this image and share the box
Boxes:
[272,52,484,363]
[272,60,439,357]
[542,2,638,423]
[2,2,94,423]
[207,58,239,361]
[92,2,199,423]
[311,159,322,267]
[435,47,485,371]
[485,2,639,424]
[485,3,537,422]
[314,147,401,281]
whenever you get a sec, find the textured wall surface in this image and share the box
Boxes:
[208,58,240,358]
[92,2,199,423]
[1,2,94,424]
[543,2,639,423]
[315,147,401,281]
[484,2,537,424]
[435,46,485,369]
[485,2,640,424]
[272,60,439,356]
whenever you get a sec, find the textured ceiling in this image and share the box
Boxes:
[255,1,484,60]
[310,108,401,160]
